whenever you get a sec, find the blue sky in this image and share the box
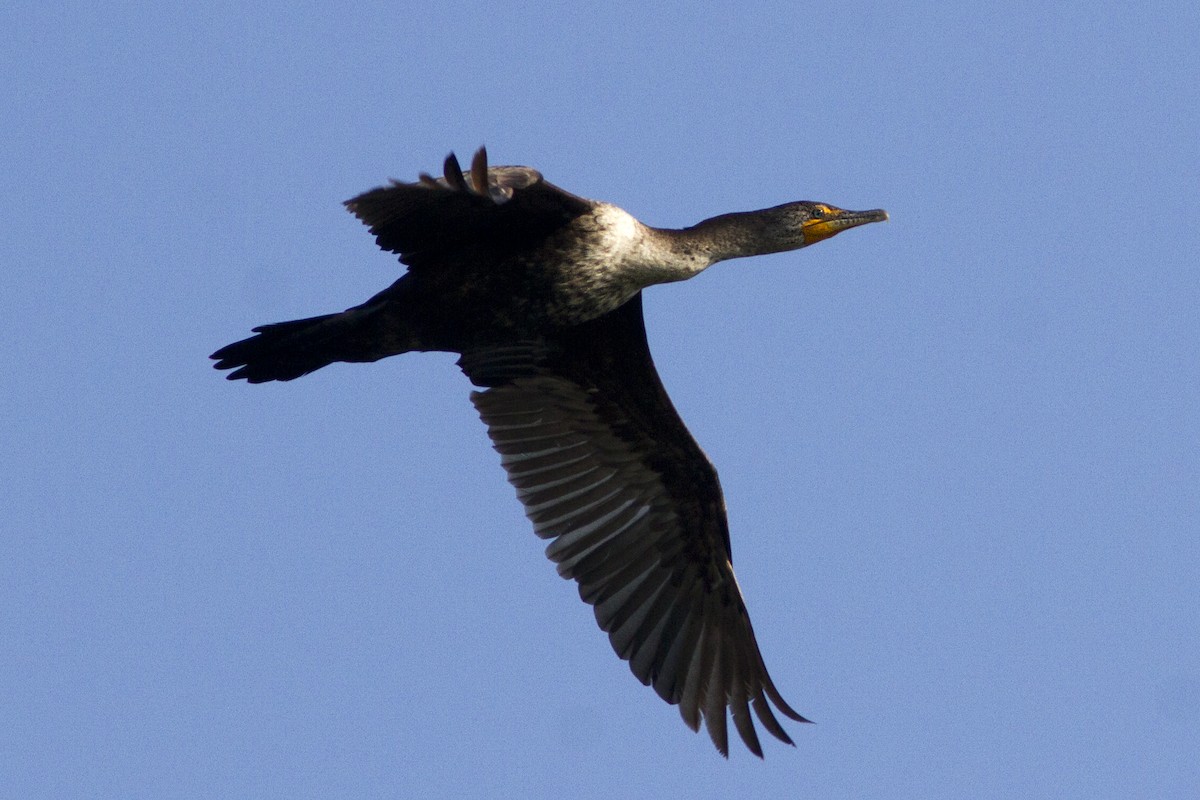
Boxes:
[4,2,1198,797]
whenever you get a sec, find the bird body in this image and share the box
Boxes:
[212,148,886,756]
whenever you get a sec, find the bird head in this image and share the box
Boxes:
[684,201,888,265]
[791,202,889,248]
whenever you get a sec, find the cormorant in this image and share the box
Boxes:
[211,148,887,756]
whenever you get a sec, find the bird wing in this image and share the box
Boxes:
[459,293,807,757]
[344,148,594,273]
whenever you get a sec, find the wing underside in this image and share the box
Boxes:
[461,293,807,757]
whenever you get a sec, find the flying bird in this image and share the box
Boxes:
[211,148,886,756]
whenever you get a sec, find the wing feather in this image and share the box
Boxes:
[344,148,594,273]
[461,293,807,757]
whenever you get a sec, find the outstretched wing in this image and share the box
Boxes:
[345,148,594,273]
[459,293,807,757]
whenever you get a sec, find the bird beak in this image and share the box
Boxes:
[802,207,889,245]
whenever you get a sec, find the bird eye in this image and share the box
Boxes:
[813,205,828,218]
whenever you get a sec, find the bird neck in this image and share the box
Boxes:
[655,208,801,268]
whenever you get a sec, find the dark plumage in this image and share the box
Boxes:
[212,148,886,756]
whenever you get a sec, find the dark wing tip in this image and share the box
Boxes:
[763,676,810,723]
[442,152,469,192]
[470,147,489,195]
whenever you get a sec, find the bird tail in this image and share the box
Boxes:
[211,303,412,383]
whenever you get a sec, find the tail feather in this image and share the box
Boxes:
[211,306,394,383]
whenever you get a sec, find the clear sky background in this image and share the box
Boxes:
[3,2,1198,797]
